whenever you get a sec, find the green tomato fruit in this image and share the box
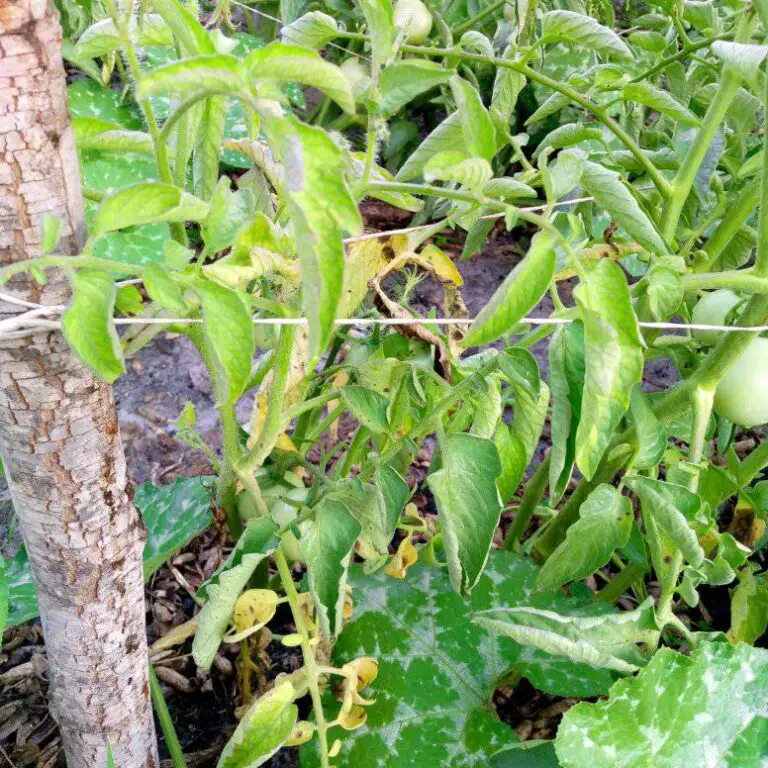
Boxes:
[340,57,367,91]
[714,337,768,427]
[691,289,743,346]
[269,486,310,564]
[394,0,433,43]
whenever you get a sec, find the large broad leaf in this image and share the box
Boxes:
[136,54,247,101]
[137,478,213,578]
[555,642,768,767]
[427,433,502,596]
[341,386,390,434]
[624,476,705,568]
[574,259,643,479]
[301,552,621,768]
[579,160,666,253]
[475,597,657,674]
[217,681,298,768]
[463,232,556,347]
[264,115,361,357]
[62,269,125,383]
[300,499,361,640]
[536,484,633,591]
[540,11,633,62]
[193,518,279,670]
[548,322,585,503]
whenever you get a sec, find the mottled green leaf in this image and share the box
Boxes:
[537,485,632,591]
[197,281,255,403]
[451,76,496,161]
[622,81,700,126]
[242,43,355,114]
[396,112,465,182]
[428,433,502,596]
[281,11,339,48]
[378,62,454,115]
[301,551,619,767]
[137,478,213,578]
[712,41,768,91]
[574,259,643,479]
[264,115,361,357]
[556,643,768,767]
[342,386,390,434]
[629,386,666,470]
[93,182,209,235]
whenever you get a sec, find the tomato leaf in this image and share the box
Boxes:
[463,232,556,347]
[93,182,209,235]
[281,11,339,49]
[540,10,633,62]
[300,500,361,640]
[574,260,643,479]
[217,681,298,768]
[536,484,633,591]
[62,269,125,382]
[378,62,454,115]
[428,433,503,596]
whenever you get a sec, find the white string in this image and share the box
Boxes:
[4,304,768,343]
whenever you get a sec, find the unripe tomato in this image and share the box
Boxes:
[691,289,743,346]
[394,0,433,43]
[269,486,310,564]
[340,57,367,91]
[714,338,768,427]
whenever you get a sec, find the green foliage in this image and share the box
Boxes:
[556,642,768,767]
[11,0,768,764]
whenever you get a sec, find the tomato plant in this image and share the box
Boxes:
[4,0,768,765]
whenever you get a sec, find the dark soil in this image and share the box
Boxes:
[0,201,683,767]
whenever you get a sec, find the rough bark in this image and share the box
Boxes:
[0,2,159,766]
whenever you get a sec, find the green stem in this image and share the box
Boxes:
[104,0,185,243]
[738,439,768,486]
[754,62,768,278]
[336,35,670,195]
[218,402,244,540]
[596,562,646,604]
[274,547,330,768]
[699,184,761,270]
[454,0,510,35]
[336,426,370,478]
[682,269,768,293]
[149,666,186,768]
[631,34,732,83]
[239,325,298,474]
[660,14,754,242]
[502,455,550,550]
